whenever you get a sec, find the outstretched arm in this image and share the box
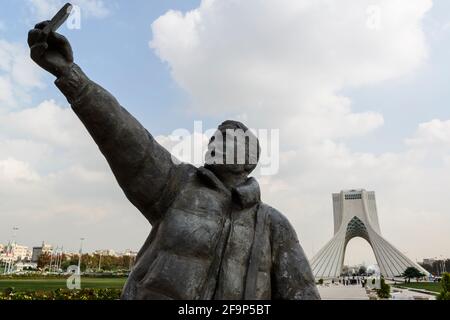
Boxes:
[28,21,178,225]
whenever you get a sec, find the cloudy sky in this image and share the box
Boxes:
[1,0,449,265]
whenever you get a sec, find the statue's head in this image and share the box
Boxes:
[204,120,260,176]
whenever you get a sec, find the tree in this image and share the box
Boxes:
[37,252,52,270]
[437,272,450,300]
[358,265,367,276]
[402,267,424,283]
[341,265,349,276]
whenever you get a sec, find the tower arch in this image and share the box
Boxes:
[310,190,429,279]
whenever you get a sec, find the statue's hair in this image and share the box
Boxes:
[208,120,260,173]
[218,120,250,132]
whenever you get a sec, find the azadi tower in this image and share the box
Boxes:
[310,190,430,279]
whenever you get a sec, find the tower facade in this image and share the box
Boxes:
[310,189,429,278]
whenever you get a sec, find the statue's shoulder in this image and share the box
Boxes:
[260,203,296,235]
[171,162,199,180]
[260,203,303,251]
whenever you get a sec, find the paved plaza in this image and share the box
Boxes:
[317,282,436,300]
[318,284,369,300]
[390,287,436,300]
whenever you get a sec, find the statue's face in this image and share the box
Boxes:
[204,128,259,175]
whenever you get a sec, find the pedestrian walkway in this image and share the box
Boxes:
[317,284,369,300]
[390,287,435,300]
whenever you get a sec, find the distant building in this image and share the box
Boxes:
[422,258,436,266]
[311,189,430,278]
[121,249,138,257]
[31,242,53,263]
[12,244,30,261]
[0,253,10,262]
[63,252,75,258]
[94,249,118,257]
[13,262,38,272]
[0,243,30,262]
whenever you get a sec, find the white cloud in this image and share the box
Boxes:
[0,40,44,108]
[0,158,40,182]
[0,4,144,252]
[150,0,450,264]
[28,0,111,21]
[0,100,147,252]
[254,132,450,264]
[72,0,110,18]
[406,119,450,147]
[1,100,87,148]
[0,76,15,106]
[151,0,430,141]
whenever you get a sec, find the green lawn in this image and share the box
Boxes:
[0,277,127,292]
[395,282,442,293]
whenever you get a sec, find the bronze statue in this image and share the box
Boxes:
[27,12,320,300]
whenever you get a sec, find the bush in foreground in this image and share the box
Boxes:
[0,288,121,300]
[376,278,391,299]
[437,272,450,300]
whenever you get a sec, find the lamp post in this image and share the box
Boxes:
[77,238,85,275]
[98,252,102,272]
[49,249,53,273]
[6,227,19,274]
[58,246,64,272]
[3,242,11,275]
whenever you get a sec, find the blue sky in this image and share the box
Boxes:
[1,0,448,146]
[1,0,450,265]
[1,0,211,132]
[345,1,450,153]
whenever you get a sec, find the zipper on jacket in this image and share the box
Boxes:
[199,199,233,299]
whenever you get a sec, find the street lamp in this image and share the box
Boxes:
[98,252,102,272]
[77,238,85,275]
[58,246,64,272]
[6,227,19,274]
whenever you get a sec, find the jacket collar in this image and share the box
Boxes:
[197,167,261,209]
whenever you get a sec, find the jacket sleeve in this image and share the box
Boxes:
[55,64,179,225]
[270,210,321,300]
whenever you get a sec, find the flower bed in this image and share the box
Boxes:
[0,288,122,300]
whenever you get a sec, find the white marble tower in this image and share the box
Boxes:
[310,189,430,278]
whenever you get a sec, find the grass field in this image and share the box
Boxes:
[395,282,442,293]
[0,277,127,292]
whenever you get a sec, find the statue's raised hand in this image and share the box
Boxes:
[28,21,74,78]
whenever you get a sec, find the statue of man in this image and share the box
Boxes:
[28,21,320,300]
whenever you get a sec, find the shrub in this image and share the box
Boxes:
[376,278,391,299]
[0,288,121,300]
[318,278,324,285]
[437,272,450,300]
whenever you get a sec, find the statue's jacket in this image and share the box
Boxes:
[55,64,320,300]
